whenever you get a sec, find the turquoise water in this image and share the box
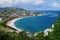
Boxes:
[14,16,57,34]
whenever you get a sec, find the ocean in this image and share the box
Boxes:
[14,11,59,34]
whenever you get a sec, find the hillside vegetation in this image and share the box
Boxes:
[0,8,60,40]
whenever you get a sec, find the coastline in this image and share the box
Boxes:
[7,17,23,32]
[6,14,46,32]
[6,16,54,36]
[6,16,32,32]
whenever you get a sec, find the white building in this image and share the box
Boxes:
[0,17,2,21]
[44,24,54,36]
[44,29,53,36]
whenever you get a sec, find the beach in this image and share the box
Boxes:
[6,15,55,36]
[6,16,31,32]
[6,14,46,32]
[7,17,23,32]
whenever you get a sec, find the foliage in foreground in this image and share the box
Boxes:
[0,21,60,40]
[0,16,60,40]
[0,31,31,40]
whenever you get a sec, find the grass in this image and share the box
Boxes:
[0,20,16,33]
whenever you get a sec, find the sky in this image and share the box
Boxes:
[0,0,60,11]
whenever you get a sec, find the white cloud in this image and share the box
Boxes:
[19,0,33,3]
[0,0,13,7]
[34,0,45,5]
[0,0,34,7]
[52,2,60,8]
[12,0,34,4]
[0,0,13,4]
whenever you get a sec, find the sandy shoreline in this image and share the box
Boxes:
[6,16,31,32]
[6,16,54,36]
[6,14,46,32]
[7,17,23,32]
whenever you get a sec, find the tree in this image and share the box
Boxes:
[0,30,10,40]
[34,32,44,40]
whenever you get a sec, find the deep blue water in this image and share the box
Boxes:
[14,15,58,34]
